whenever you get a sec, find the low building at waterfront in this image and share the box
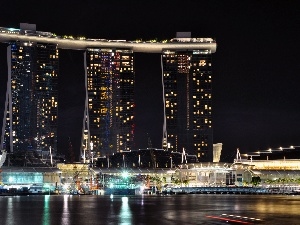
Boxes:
[0,167,61,193]
[2,148,300,194]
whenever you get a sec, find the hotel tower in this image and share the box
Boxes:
[0,24,216,162]
[162,32,214,161]
[1,23,59,155]
[81,48,135,160]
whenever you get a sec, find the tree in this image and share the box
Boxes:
[182,179,189,187]
[151,175,163,191]
[171,177,182,186]
[265,179,275,185]
[251,176,261,186]
[243,181,249,186]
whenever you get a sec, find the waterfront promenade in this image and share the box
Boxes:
[165,186,300,195]
[1,184,299,196]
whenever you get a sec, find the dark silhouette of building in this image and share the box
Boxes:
[95,148,198,169]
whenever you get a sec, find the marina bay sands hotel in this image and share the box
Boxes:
[0,23,217,162]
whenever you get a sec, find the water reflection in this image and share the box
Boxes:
[254,197,300,216]
[43,195,50,225]
[61,195,70,225]
[1,195,300,225]
[5,197,13,225]
[119,197,132,225]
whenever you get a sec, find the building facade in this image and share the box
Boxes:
[2,23,58,155]
[162,35,215,162]
[81,48,135,159]
[213,143,223,163]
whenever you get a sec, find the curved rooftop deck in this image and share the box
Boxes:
[0,27,216,53]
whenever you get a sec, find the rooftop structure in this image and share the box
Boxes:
[0,26,216,53]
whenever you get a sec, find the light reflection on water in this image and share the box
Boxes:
[43,195,50,225]
[253,198,300,216]
[5,197,13,225]
[119,197,132,225]
[61,194,70,225]
[0,195,300,225]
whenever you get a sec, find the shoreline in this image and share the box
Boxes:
[162,186,300,195]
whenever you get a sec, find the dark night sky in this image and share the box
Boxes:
[0,0,299,162]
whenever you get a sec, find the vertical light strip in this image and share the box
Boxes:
[161,54,167,150]
[80,51,91,160]
[84,52,91,146]
[0,87,8,150]
[7,46,13,153]
[186,68,190,129]
[0,46,11,150]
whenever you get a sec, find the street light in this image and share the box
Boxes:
[279,146,293,150]
[256,149,272,153]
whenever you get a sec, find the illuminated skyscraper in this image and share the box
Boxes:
[162,33,215,162]
[81,48,135,159]
[0,25,216,162]
[2,23,59,154]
